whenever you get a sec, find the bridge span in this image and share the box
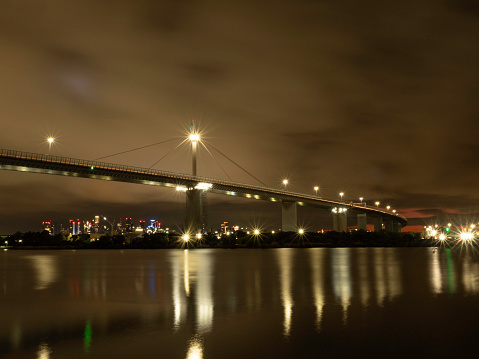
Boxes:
[0,149,407,233]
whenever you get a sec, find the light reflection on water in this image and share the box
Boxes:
[276,249,294,337]
[26,255,58,290]
[36,342,51,359]
[309,249,325,331]
[1,248,479,358]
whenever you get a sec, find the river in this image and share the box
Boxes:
[1,247,478,358]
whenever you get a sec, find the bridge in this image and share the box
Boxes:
[0,147,407,234]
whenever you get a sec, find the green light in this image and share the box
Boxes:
[90,166,94,170]
[445,227,450,232]
[84,319,92,353]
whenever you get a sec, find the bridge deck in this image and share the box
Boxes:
[0,149,407,226]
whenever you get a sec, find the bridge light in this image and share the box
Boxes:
[195,182,212,190]
[375,201,380,207]
[314,186,319,195]
[282,179,288,186]
[189,133,200,142]
[339,192,344,201]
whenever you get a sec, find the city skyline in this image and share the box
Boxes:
[1,1,478,233]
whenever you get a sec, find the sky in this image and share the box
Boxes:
[1,0,478,234]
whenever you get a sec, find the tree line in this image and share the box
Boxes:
[2,230,430,249]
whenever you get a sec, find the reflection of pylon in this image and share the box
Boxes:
[202,191,208,232]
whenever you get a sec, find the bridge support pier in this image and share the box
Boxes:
[333,211,348,232]
[281,201,297,232]
[186,189,203,233]
[392,222,401,233]
[357,213,367,231]
[384,220,394,233]
[373,217,382,232]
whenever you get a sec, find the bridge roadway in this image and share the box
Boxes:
[0,149,407,231]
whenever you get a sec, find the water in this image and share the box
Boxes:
[1,248,479,358]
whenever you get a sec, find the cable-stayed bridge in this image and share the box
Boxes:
[0,148,407,233]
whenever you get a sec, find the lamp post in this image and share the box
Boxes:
[339,192,344,201]
[359,197,363,206]
[375,201,380,208]
[189,133,200,176]
[386,206,390,211]
[314,186,319,196]
[282,179,288,188]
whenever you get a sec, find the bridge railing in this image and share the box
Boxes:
[1,149,407,222]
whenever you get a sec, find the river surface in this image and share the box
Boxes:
[1,248,479,358]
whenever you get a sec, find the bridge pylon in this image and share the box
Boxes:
[281,200,297,232]
[186,188,203,233]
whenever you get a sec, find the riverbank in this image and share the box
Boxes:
[2,230,447,249]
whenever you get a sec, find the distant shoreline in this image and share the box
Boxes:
[2,230,452,250]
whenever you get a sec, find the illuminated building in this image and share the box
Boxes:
[42,220,54,234]
[221,221,229,234]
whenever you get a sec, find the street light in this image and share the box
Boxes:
[282,179,288,187]
[359,197,363,205]
[314,186,319,196]
[375,201,380,208]
[47,137,55,152]
[386,206,390,211]
[339,192,344,201]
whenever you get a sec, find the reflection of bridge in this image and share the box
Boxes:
[0,148,407,232]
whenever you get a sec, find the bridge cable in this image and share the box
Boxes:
[148,138,187,169]
[93,137,179,161]
[199,141,232,181]
[206,143,267,187]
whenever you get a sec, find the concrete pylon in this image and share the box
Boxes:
[373,217,382,232]
[186,188,203,233]
[392,222,401,233]
[281,201,297,232]
[384,221,394,233]
[357,213,367,231]
[333,210,348,232]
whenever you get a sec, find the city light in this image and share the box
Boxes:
[253,229,260,235]
[460,231,474,241]
[298,228,304,235]
[182,234,190,242]
[359,197,363,204]
[314,186,319,195]
[339,192,344,201]
[375,201,380,207]
[176,186,188,192]
[282,179,288,186]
